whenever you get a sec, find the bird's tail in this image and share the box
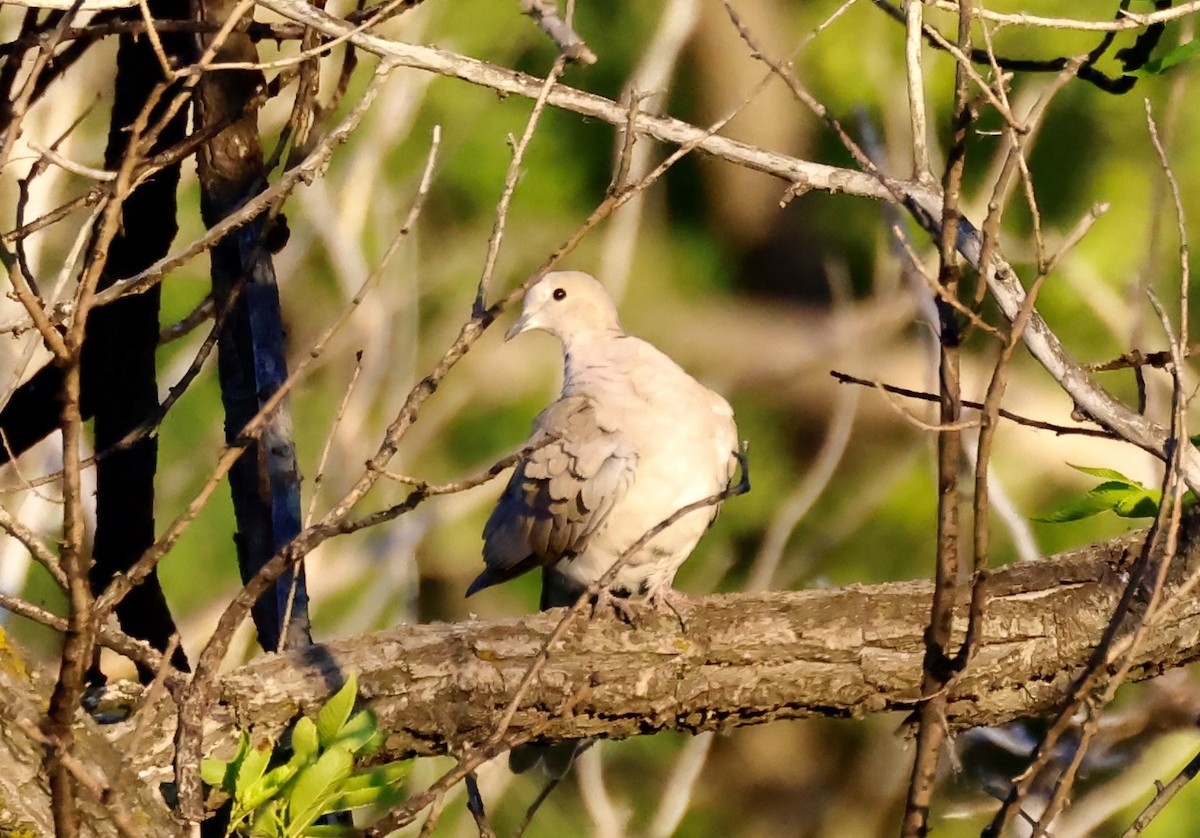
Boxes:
[510,739,592,776]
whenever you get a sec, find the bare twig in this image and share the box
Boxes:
[158,296,214,344]
[464,772,496,838]
[520,0,597,64]
[1122,748,1200,836]
[475,57,566,314]
[901,1,972,832]
[645,732,715,838]
[934,0,1200,32]
[0,496,68,587]
[303,352,366,528]
[0,593,181,692]
[903,0,930,178]
[1144,99,1190,351]
[828,371,1117,439]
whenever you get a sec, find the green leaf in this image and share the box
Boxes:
[235,739,274,803]
[326,762,411,811]
[1033,494,1118,523]
[248,798,287,838]
[1113,488,1162,518]
[338,761,412,792]
[358,728,385,757]
[291,717,320,764]
[301,827,358,837]
[1035,473,1164,522]
[238,759,303,816]
[1136,39,1200,76]
[324,710,378,755]
[317,673,358,748]
[285,746,355,837]
[327,782,405,812]
[201,757,230,788]
[1067,464,1139,484]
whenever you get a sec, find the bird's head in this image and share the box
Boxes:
[506,271,622,342]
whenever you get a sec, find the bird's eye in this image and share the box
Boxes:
[552,288,567,301]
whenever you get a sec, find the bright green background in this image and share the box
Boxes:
[4,0,1200,834]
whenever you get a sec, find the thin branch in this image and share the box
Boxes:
[0,593,182,693]
[303,352,366,527]
[934,0,1200,32]
[903,0,930,178]
[828,371,1118,439]
[520,0,597,64]
[1144,99,1190,351]
[475,56,566,315]
[1122,749,1200,836]
[0,495,68,588]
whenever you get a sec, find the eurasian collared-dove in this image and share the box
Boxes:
[467,270,739,611]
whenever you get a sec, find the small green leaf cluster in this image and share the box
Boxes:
[1034,465,1194,523]
[201,672,410,837]
[1132,39,1200,77]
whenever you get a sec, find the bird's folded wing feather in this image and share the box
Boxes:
[480,396,637,580]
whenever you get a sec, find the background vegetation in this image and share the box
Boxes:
[3,0,1200,835]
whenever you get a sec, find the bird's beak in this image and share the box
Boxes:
[505,311,532,341]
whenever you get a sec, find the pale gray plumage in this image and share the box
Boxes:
[468,270,739,610]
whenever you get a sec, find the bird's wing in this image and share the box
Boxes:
[468,395,637,595]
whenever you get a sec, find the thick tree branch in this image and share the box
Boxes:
[7,523,1200,834]
[0,635,183,837]
[92,523,1199,786]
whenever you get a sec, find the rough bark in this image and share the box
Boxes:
[95,523,1198,787]
[7,524,1200,835]
[0,632,183,837]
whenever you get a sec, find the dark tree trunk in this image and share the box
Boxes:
[194,0,311,653]
[84,0,197,684]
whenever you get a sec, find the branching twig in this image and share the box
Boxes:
[475,56,566,315]
[520,0,597,65]
[828,371,1117,439]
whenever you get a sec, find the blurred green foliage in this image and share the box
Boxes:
[5,0,1200,834]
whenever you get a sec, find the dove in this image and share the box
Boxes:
[467,271,739,776]
[467,270,739,613]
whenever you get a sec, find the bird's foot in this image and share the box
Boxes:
[590,587,691,629]
[591,588,643,624]
[646,586,690,630]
